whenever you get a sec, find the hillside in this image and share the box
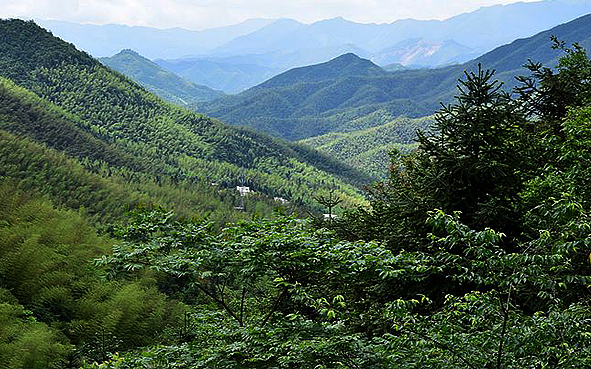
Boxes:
[299,115,434,179]
[0,76,251,223]
[203,13,591,141]
[100,49,225,106]
[0,19,370,219]
[155,57,280,94]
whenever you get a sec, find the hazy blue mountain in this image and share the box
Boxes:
[209,0,591,64]
[33,0,591,95]
[373,39,478,67]
[32,0,591,75]
[155,43,373,94]
[154,58,280,94]
[202,13,591,141]
[35,18,276,59]
[211,19,306,56]
[211,17,378,58]
[100,49,225,106]
[382,63,411,72]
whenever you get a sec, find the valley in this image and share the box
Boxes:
[2,1,591,367]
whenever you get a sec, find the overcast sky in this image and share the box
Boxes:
[1,0,540,30]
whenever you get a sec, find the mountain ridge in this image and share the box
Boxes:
[202,12,591,141]
[0,19,370,219]
[34,0,591,93]
[99,49,225,106]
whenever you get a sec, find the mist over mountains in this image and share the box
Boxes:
[201,12,591,141]
[37,0,591,93]
[99,49,226,106]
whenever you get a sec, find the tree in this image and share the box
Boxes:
[314,186,342,221]
[334,65,529,248]
[416,64,527,234]
[515,37,591,132]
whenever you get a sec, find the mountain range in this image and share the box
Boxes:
[99,49,225,106]
[202,13,591,141]
[37,0,591,93]
[0,19,370,223]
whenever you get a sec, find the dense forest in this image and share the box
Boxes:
[2,17,591,368]
[0,19,371,224]
[299,115,432,179]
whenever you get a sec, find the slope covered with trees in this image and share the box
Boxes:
[0,19,370,219]
[3,17,591,368]
[299,115,433,179]
[203,13,591,141]
[99,49,226,107]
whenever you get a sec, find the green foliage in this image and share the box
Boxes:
[0,181,185,364]
[203,15,591,142]
[516,37,591,128]
[99,49,225,106]
[416,65,527,233]
[0,289,71,369]
[299,115,431,179]
[0,18,368,220]
[90,197,591,368]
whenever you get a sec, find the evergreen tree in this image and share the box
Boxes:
[417,64,527,235]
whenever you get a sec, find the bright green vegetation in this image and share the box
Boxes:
[299,115,433,178]
[0,39,582,368]
[3,16,591,368]
[99,49,225,107]
[0,182,184,368]
[0,19,371,223]
[204,14,591,141]
[0,76,288,224]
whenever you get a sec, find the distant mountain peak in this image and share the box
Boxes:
[314,16,348,24]
[256,52,384,89]
[332,52,362,61]
[322,53,382,71]
[99,48,225,104]
[118,49,141,56]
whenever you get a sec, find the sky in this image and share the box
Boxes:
[1,0,541,30]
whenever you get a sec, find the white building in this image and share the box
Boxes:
[236,186,251,196]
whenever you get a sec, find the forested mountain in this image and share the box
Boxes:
[99,49,225,106]
[299,115,434,179]
[203,13,591,141]
[202,53,414,140]
[0,19,371,221]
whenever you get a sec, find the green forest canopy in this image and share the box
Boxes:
[2,29,591,368]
